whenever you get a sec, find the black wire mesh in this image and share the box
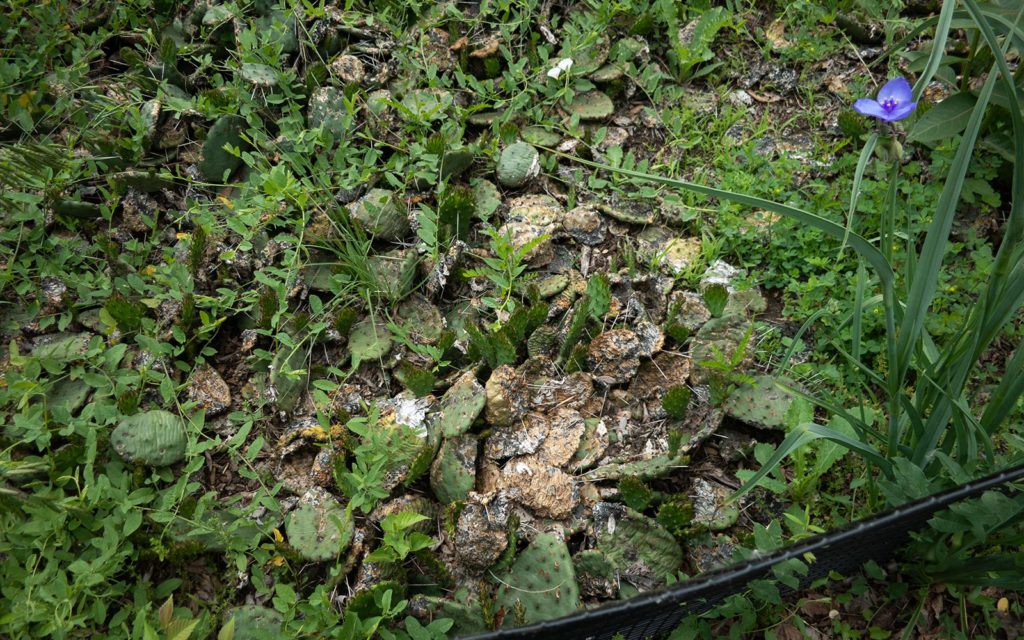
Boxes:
[459,463,1024,640]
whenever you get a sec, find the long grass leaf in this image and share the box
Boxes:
[727,422,888,503]
[910,0,958,101]
[895,65,999,399]
[842,135,878,256]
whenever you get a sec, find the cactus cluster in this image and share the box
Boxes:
[110,410,187,467]
[308,86,351,139]
[495,533,580,626]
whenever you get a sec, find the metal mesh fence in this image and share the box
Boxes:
[460,463,1024,640]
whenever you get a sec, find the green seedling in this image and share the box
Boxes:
[366,512,434,564]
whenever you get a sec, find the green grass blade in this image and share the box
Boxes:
[895,64,999,405]
[910,0,958,101]
[727,422,888,504]
[841,135,878,256]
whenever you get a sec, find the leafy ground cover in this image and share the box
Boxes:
[2,0,1024,638]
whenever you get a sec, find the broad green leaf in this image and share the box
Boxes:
[907,92,976,142]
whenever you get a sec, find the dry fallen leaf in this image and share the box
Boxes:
[469,35,502,58]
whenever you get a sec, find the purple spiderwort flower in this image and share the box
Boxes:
[854,77,918,122]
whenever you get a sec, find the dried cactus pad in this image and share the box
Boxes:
[110,410,187,467]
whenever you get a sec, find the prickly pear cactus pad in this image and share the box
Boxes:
[198,114,246,182]
[495,532,580,627]
[689,314,755,384]
[307,86,351,138]
[285,489,354,562]
[223,604,284,640]
[722,374,798,430]
[496,141,540,188]
[348,316,393,368]
[110,410,187,467]
[565,90,614,120]
[430,435,477,504]
[348,188,410,242]
[269,345,308,412]
[436,369,486,438]
[593,503,684,589]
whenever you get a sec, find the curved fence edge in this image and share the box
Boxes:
[459,462,1024,640]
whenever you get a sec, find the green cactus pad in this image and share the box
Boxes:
[436,370,486,438]
[416,595,488,636]
[348,316,392,368]
[394,296,443,345]
[269,346,308,412]
[656,496,695,536]
[702,283,729,317]
[45,378,90,415]
[348,188,410,242]
[496,142,540,188]
[565,91,614,120]
[521,125,561,147]
[429,435,477,504]
[597,507,683,584]
[495,532,580,626]
[618,476,653,512]
[198,114,246,182]
[690,314,753,383]
[308,87,352,139]
[239,62,278,87]
[223,605,285,640]
[367,248,418,300]
[285,496,354,562]
[471,179,502,221]
[721,374,797,430]
[573,549,617,598]
[111,409,187,467]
